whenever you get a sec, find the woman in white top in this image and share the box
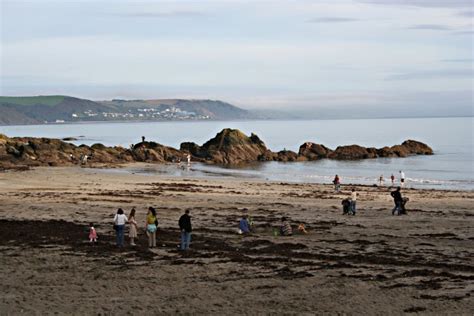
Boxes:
[113,208,128,247]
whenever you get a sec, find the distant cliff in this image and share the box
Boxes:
[0,96,252,125]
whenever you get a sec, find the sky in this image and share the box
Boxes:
[1,0,473,115]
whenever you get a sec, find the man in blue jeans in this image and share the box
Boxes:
[179,209,192,250]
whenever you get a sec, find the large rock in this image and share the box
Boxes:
[298,142,333,160]
[328,145,377,160]
[132,142,182,163]
[183,129,269,164]
[401,140,433,155]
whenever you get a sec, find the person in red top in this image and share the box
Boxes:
[333,174,341,192]
[390,174,395,187]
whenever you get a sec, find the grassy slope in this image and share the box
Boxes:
[0,96,66,106]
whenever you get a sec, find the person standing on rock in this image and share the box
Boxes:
[333,175,341,192]
[141,136,145,142]
[399,170,405,187]
[179,209,192,251]
[113,208,128,247]
[128,208,138,246]
[145,207,158,248]
[390,187,403,215]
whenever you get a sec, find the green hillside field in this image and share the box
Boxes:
[0,96,66,106]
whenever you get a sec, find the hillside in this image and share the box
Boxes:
[0,96,252,125]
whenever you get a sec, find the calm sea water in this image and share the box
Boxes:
[1,117,473,190]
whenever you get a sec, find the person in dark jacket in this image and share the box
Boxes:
[179,209,192,250]
[239,215,251,234]
[391,187,403,215]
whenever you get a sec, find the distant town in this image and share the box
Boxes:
[62,106,211,123]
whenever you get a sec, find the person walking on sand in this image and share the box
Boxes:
[128,208,138,246]
[379,175,384,186]
[350,188,358,215]
[333,174,341,192]
[89,223,98,245]
[399,170,405,187]
[239,214,251,234]
[390,174,395,187]
[113,208,128,247]
[391,187,403,215]
[179,209,192,251]
[145,207,158,248]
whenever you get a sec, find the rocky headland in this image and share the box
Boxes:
[0,129,433,170]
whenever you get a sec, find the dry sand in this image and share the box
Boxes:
[0,164,473,315]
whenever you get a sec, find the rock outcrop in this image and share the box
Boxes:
[298,142,333,160]
[0,130,434,170]
[180,129,269,164]
[328,145,378,160]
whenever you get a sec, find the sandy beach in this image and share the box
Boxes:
[0,164,473,315]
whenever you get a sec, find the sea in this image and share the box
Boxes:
[1,117,473,191]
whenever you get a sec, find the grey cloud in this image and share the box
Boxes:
[386,69,473,80]
[119,11,205,18]
[307,17,359,23]
[441,58,474,63]
[452,30,474,35]
[358,0,473,8]
[408,24,451,30]
[458,10,474,17]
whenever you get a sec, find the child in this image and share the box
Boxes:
[89,223,98,244]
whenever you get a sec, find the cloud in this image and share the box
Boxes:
[407,24,451,30]
[118,10,205,18]
[441,58,474,63]
[452,30,474,35]
[307,17,359,23]
[358,0,473,8]
[458,10,474,17]
[386,69,474,80]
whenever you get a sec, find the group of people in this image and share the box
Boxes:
[378,171,406,187]
[89,207,193,250]
[334,170,407,192]
[340,186,408,216]
[341,188,358,215]
[239,214,295,236]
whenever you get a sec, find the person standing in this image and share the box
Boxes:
[145,207,158,248]
[186,154,191,166]
[333,175,341,192]
[379,175,384,186]
[113,208,128,247]
[350,188,358,215]
[239,215,251,234]
[399,170,405,187]
[390,174,395,187]
[89,223,98,245]
[179,209,192,251]
[128,208,138,246]
[390,187,403,215]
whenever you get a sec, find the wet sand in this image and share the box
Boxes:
[0,165,473,315]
